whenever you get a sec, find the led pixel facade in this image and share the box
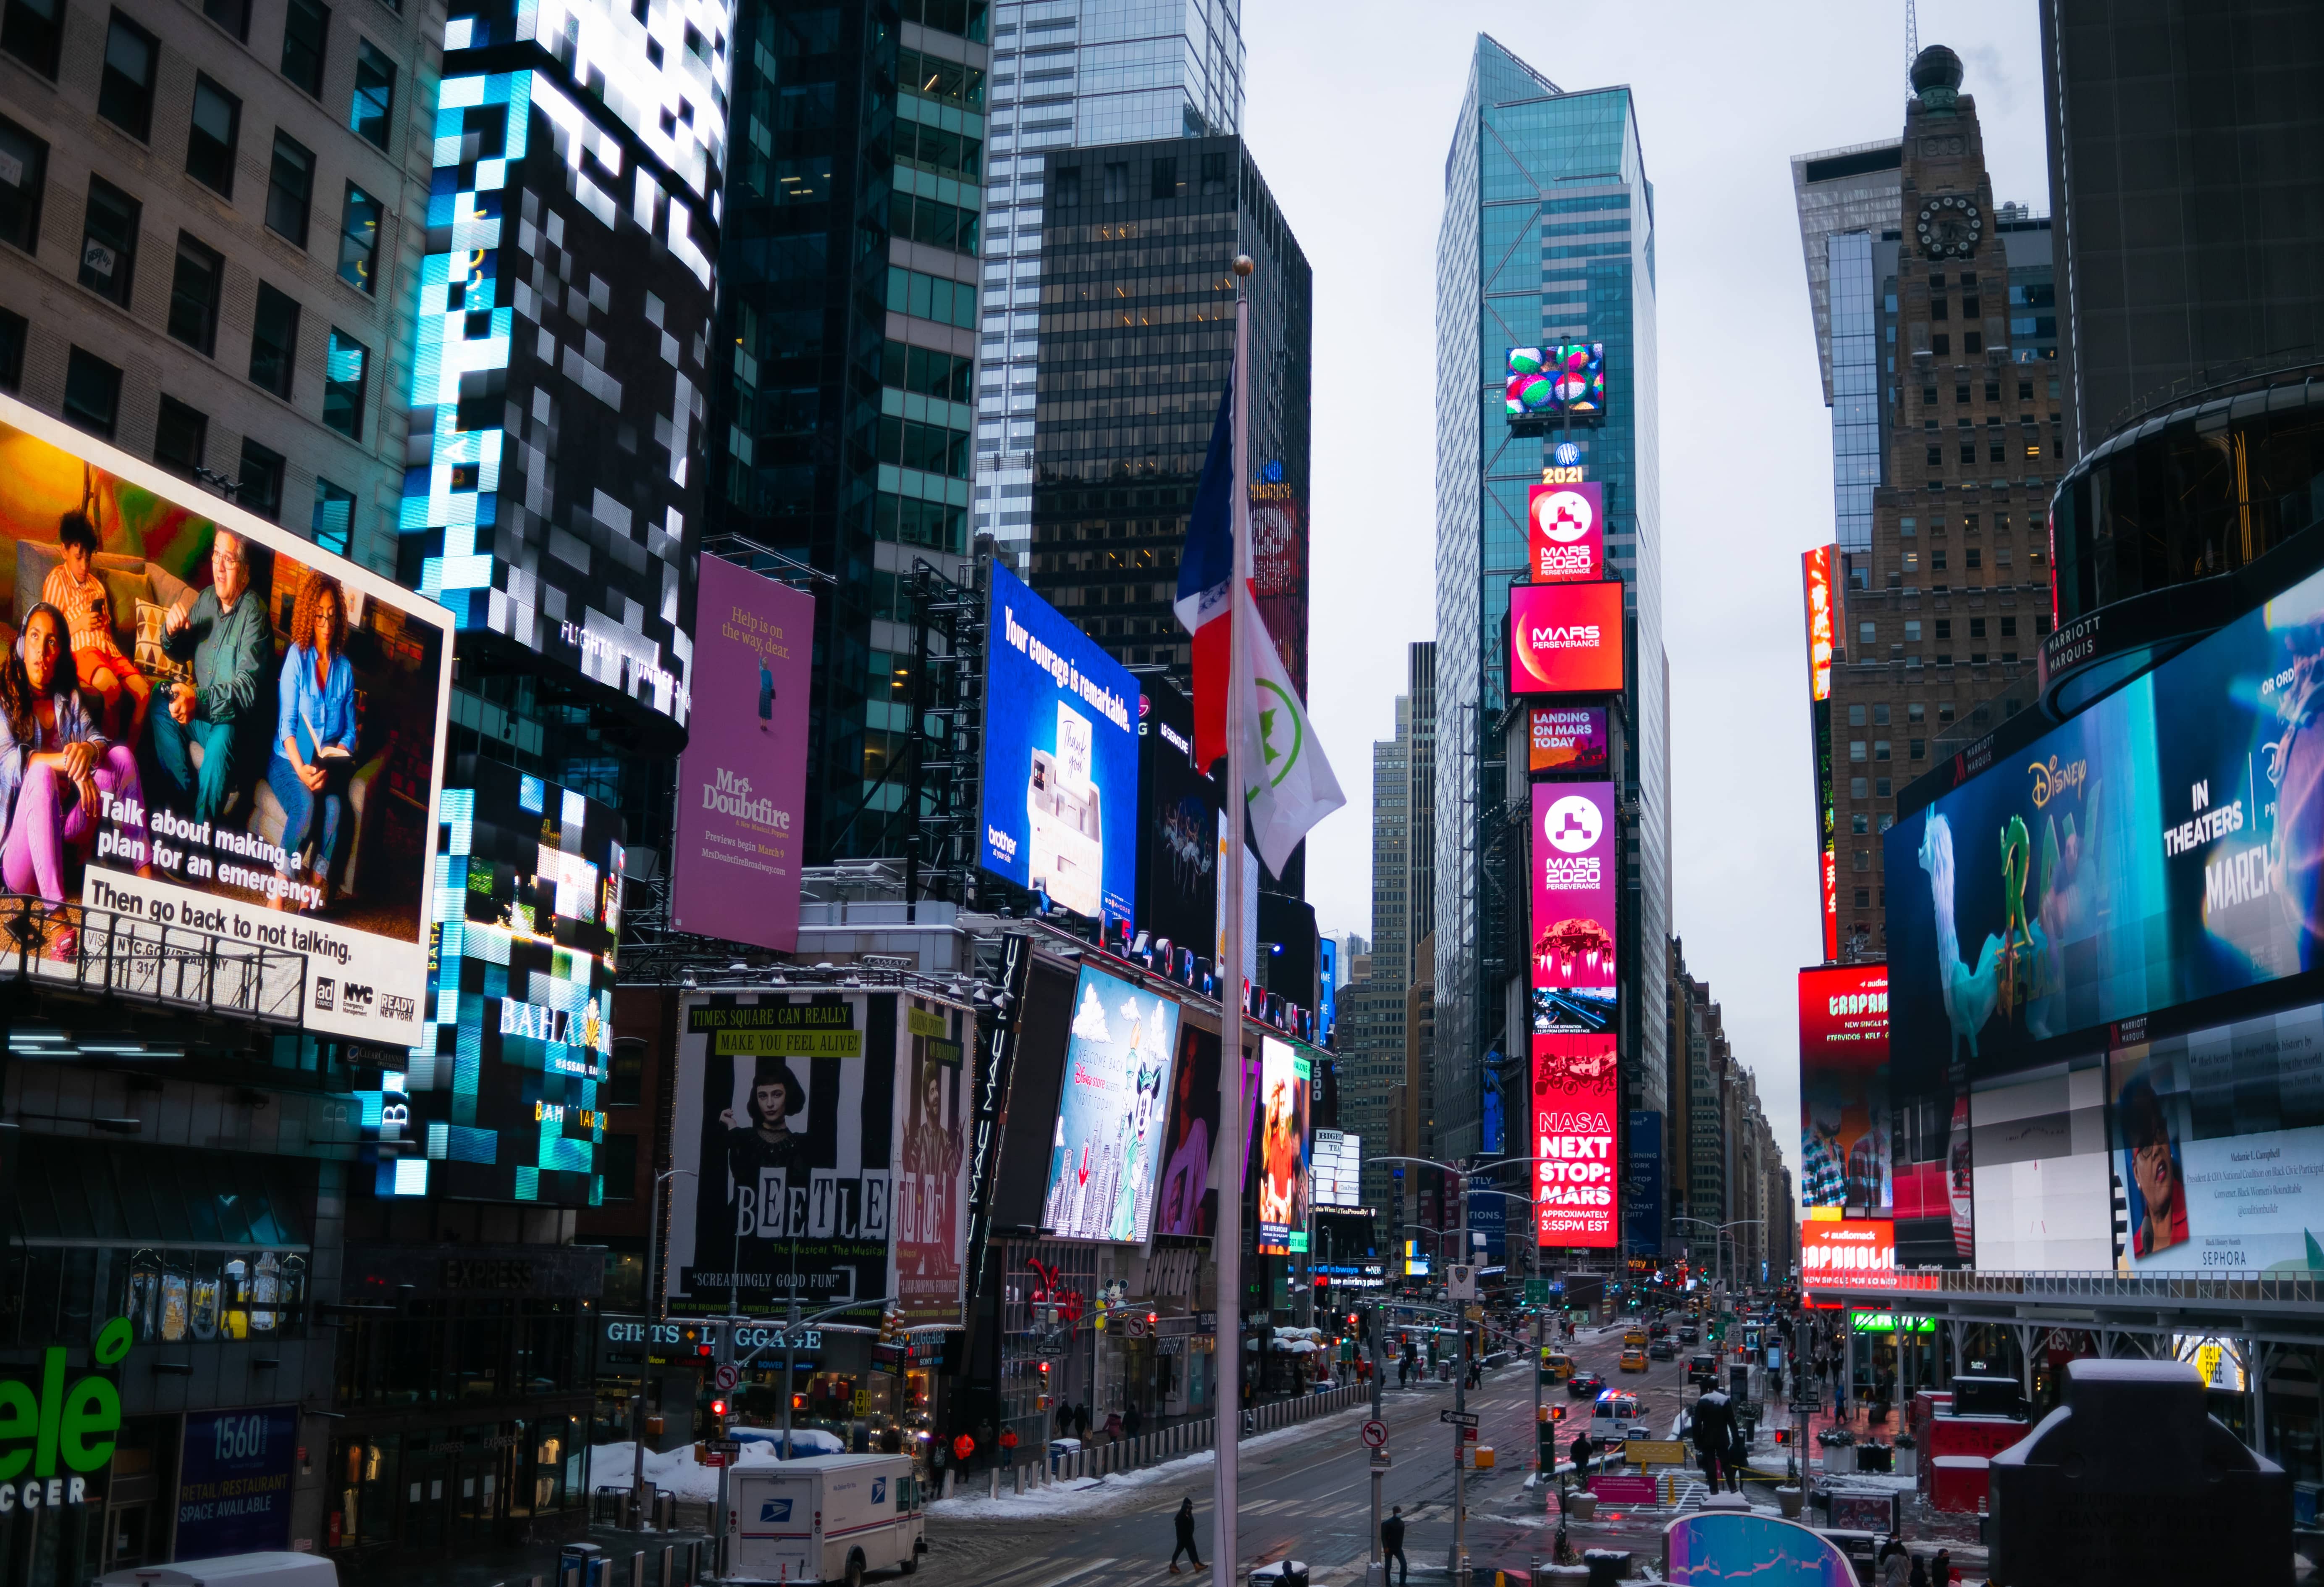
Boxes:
[398,0,734,727]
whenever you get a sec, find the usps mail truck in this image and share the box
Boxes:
[726,1453,925,1584]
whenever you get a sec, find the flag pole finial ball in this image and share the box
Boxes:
[1233,255,1256,277]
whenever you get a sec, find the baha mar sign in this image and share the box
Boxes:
[0,1317,129,1514]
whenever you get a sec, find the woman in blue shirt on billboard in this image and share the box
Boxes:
[267,571,357,911]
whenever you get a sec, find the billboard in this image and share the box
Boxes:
[1509,581,1625,696]
[1625,1111,1663,1257]
[1312,1127,1361,1208]
[1802,547,1836,702]
[1136,673,1218,955]
[1040,964,1181,1243]
[1504,343,1608,419]
[1887,553,2324,1078]
[668,991,964,1319]
[1256,1035,1310,1255]
[990,957,1078,1231]
[1528,482,1604,583]
[177,1407,297,1557]
[1250,478,1307,700]
[0,397,452,1043]
[1529,705,1610,775]
[1804,546,1839,960]
[398,758,620,1203]
[670,554,812,951]
[1802,1217,1896,1297]
[1531,781,1618,996]
[1798,964,1891,1214]
[1532,1032,1618,1248]
[1970,1054,2112,1271]
[892,1000,972,1325]
[1154,1023,1222,1238]
[980,562,1138,925]
[2108,1004,2324,1272]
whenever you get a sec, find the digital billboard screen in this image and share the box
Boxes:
[892,999,972,1325]
[1532,781,1618,997]
[1528,483,1603,583]
[1312,1127,1362,1209]
[1799,964,1891,1214]
[1256,1035,1310,1255]
[0,396,453,1044]
[1509,581,1625,696]
[1529,705,1609,775]
[1532,1032,1618,1248]
[1504,343,1607,419]
[1040,964,1181,1243]
[670,554,813,952]
[1801,1217,1896,1299]
[398,758,620,1204]
[1970,1054,2112,1271]
[1802,546,1836,702]
[1625,1111,1663,1257]
[1136,672,1218,955]
[2108,1004,2324,1272]
[1154,1022,1221,1238]
[981,562,1138,925]
[1887,554,2324,1079]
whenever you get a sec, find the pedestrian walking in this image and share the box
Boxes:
[1876,1538,1910,1587]
[1909,1556,1930,1587]
[1073,1402,1091,1441]
[1124,1403,1145,1439]
[1932,1549,1955,1585]
[1168,1495,1203,1573]
[1380,1503,1409,1586]
[1690,1388,1736,1492]
[1056,1402,1073,1439]
[1103,1410,1123,1444]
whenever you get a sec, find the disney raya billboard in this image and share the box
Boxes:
[1887,554,2324,1081]
[1041,964,1180,1244]
[666,990,973,1322]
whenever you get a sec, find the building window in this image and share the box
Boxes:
[1904,620,1921,642]
[598,1134,637,1199]
[203,0,249,39]
[336,183,380,292]
[350,37,393,147]
[186,75,240,195]
[97,13,158,139]
[1201,151,1229,195]
[1850,778,1868,799]
[1873,703,1890,725]
[1849,741,1867,762]
[2000,616,2018,638]
[154,394,207,475]
[1851,813,1869,836]
[1873,740,1891,762]
[0,307,22,389]
[167,233,223,355]
[1875,778,1892,799]
[1052,166,1080,207]
[609,1038,646,1107]
[1931,333,1949,356]
[0,116,47,252]
[1149,156,1177,200]
[1101,161,1127,203]
[310,477,353,553]
[1963,331,1982,355]
[892,192,978,254]
[1852,849,1870,872]
[280,0,328,95]
[1848,704,1865,726]
[249,282,299,397]
[1925,446,1942,467]
[1935,618,1952,640]
[1854,888,1871,909]
[1910,738,1926,761]
[323,328,367,436]
[1966,547,1982,570]
[62,347,122,438]
[0,0,62,76]
[1969,617,1988,639]
[266,132,314,245]
[237,437,284,519]
[78,177,140,305]
[1857,622,1875,648]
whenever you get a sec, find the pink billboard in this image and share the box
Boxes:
[1531,780,1618,992]
[1528,481,1603,581]
[670,555,814,951]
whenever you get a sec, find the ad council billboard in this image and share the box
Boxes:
[981,562,1138,925]
[1531,782,1618,995]
[667,991,971,1320]
[1529,705,1609,775]
[1532,1033,1618,1248]
[1256,1035,1311,1255]
[1528,482,1603,582]
[1799,964,1891,1214]
[1041,964,1181,1243]
[1888,553,2324,1077]
[1509,581,1625,695]
[670,554,813,952]
[0,396,453,1043]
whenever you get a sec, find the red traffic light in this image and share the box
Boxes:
[709,1398,728,1418]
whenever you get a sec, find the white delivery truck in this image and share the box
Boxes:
[725,1453,926,1584]
[96,1554,338,1587]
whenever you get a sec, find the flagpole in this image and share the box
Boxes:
[1212,251,1255,1587]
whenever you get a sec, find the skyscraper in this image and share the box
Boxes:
[971,0,1245,560]
[705,0,994,862]
[1792,142,1903,554]
[1434,36,1667,1164]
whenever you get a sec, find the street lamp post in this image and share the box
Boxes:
[632,1167,697,1516]
[1673,1217,1764,1299]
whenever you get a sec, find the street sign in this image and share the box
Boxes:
[714,1363,740,1393]
[1447,1264,1477,1301]
[708,1439,742,1453]
[1440,1409,1479,1428]
[1360,1420,1389,1450]
[1524,1279,1550,1305]
[701,1453,729,1468]
[1369,1450,1391,1469]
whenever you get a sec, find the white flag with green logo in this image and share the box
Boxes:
[1238,580,1344,875]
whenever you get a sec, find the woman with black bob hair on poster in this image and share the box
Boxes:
[721,1056,809,1187]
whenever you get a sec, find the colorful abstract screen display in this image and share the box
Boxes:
[1798,964,1891,1215]
[1256,1035,1310,1255]
[1041,964,1182,1244]
[1505,343,1608,419]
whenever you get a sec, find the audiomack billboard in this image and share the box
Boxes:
[1509,581,1624,695]
[1529,482,1603,582]
[1531,782,1618,995]
[0,395,451,1043]
[670,554,813,952]
[1802,1217,1896,1298]
[1533,1033,1617,1248]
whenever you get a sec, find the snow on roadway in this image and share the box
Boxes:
[929,1400,1375,1521]
[588,1431,847,1503]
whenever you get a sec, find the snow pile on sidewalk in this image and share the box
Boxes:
[930,1402,1372,1521]
[589,1431,847,1504]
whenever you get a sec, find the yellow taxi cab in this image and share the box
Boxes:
[1619,1345,1649,1372]
[1540,1349,1575,1383]
[1622,1328,1648,1351]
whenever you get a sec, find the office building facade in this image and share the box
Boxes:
[970,0,1243,560]
[1433,35,1668,1168]
[1791,141,1903,555]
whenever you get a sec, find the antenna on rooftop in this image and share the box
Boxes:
[1905,0,1920,90]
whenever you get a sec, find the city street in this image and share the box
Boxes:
[923,1318,1716,1583]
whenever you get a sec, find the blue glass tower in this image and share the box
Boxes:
[1433,36,1667,1172]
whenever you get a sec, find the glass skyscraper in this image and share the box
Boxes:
[972,0,1245,559]
[1791,143,1903,554]
[1433,35,1668,1165]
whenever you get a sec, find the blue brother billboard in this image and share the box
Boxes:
[979,563,1138,927]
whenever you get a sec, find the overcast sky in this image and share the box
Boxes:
[1244,0,2052,1180]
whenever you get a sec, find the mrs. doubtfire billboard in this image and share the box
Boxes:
[980,563,1137,927]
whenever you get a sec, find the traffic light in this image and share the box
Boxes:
[878,1308,899,1345]
[708,1396,729,1436]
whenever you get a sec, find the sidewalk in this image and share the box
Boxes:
[336,1521,712,1587]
